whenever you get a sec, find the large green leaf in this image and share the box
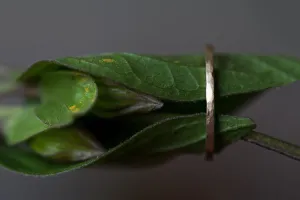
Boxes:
[17,53,300,101]
[0,113,255,176]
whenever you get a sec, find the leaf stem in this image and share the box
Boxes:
[243,131,300,162]
[0,106,23,118]
[0,84,38,101]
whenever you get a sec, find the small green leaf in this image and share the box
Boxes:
[0,113,255,176]
[3,106,49,145]
[34,100,73,127]
[17,53,300,101]
[92,79,163,118]
[28,128,103,162]
[3,101,75,145]
[39,70,98,115]
[2,71,98,145]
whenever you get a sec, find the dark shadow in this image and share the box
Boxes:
[158,87,265,115]
[75,113,172,150]
[75,114,140,150]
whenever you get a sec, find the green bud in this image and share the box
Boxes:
[93,80,163,118]
[28,128,103,163]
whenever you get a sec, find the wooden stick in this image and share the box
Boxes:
[204,44,215,161]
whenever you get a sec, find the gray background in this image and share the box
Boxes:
[0,0,300,199]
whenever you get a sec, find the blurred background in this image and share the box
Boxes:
[1,0,300,199]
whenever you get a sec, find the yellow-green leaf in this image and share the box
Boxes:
[39,70,98,115]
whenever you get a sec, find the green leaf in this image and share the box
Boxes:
[0,113,255,176]
[3,106,49,145]
[2,70,99,145]
[16,61,63,83]
[39,70,98,116]
[34,100,73,127]
[17,53,300,101]
[92,79,163,118]
[142,54,205,67]
[3,101,75,146]
[0,145,99,176]
[101,113,255,157]
[28,128,103,162]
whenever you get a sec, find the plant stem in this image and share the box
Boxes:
[0,106,23,118]
[243,131,300,162]
[0,84,38,101]
[0,83,20,100]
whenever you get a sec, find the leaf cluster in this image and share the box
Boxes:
[0,53,300,176]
